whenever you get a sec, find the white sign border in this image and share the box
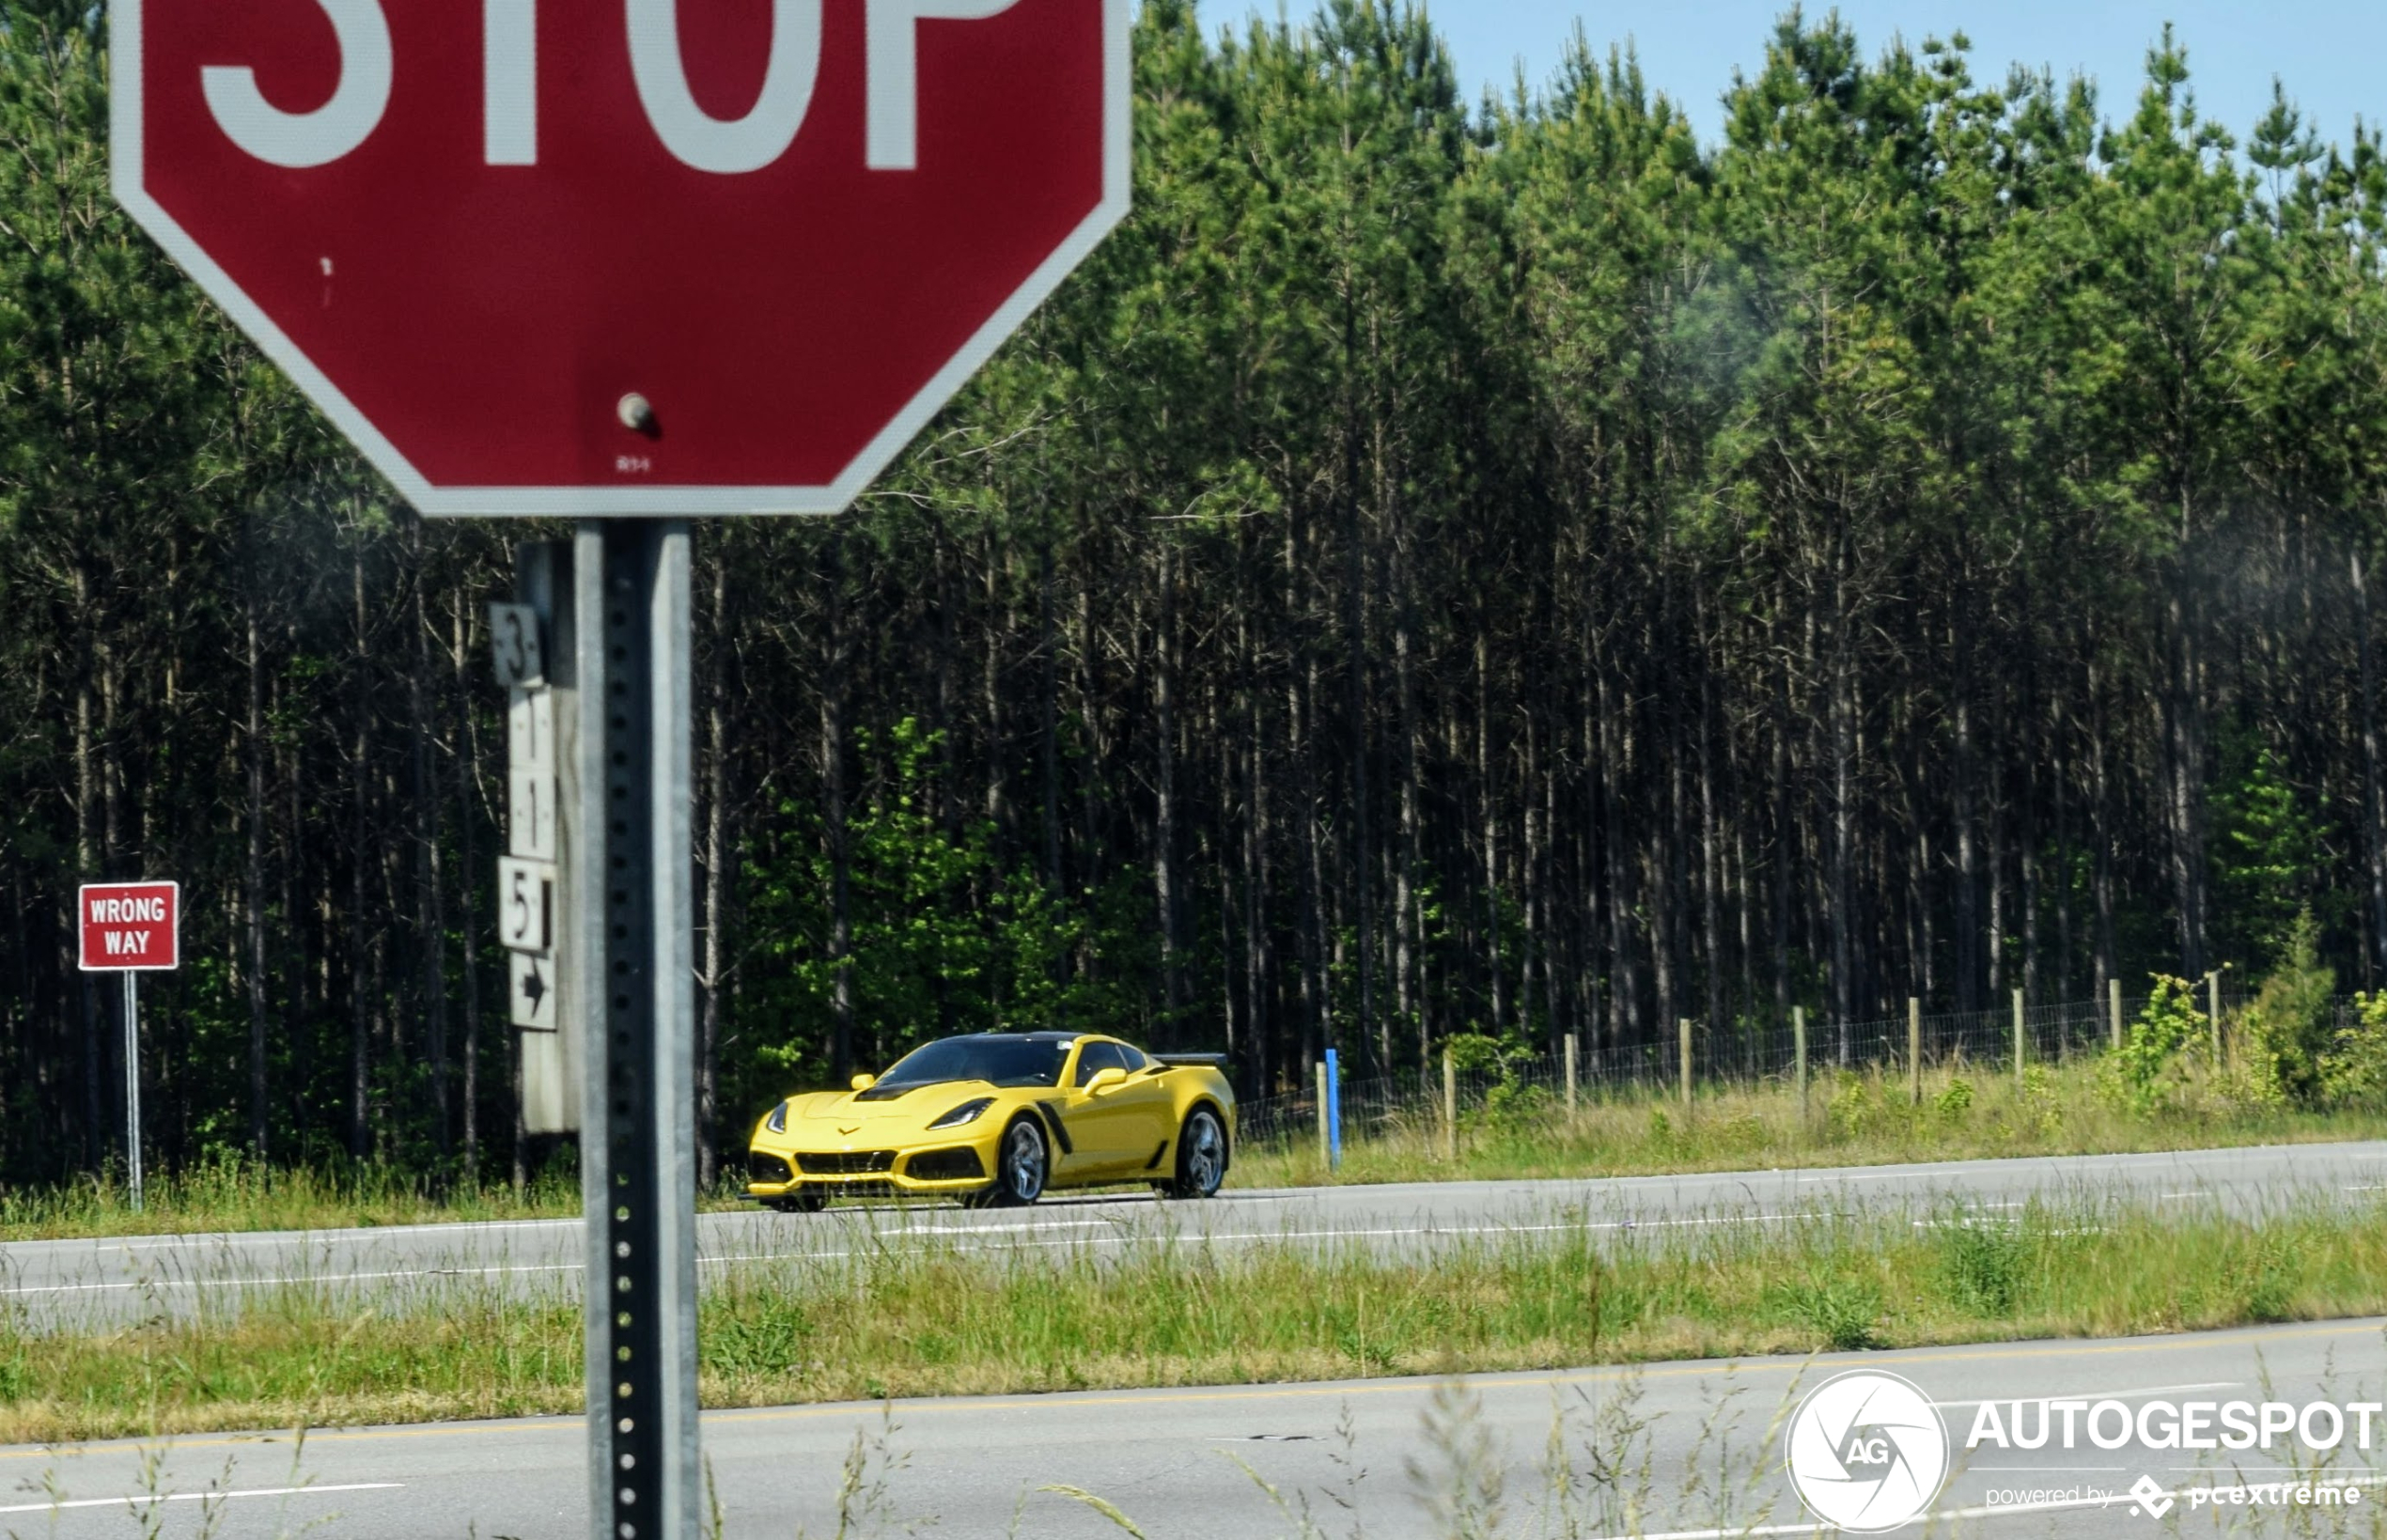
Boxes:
[111,1,1133,519]
[75,879,183,973]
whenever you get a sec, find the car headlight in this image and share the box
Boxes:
[765,1100,788,1133]
[928,1097,994,1130]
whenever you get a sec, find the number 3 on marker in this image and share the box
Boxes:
[489,603,545,689]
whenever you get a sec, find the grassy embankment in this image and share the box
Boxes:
[14,1059,2381,1243]
[0,1160,585,1243]
[1237,1056,2387,1187]
[5,1195,2383,1444]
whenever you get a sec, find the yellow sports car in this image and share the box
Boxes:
[745,1032,1236,1210]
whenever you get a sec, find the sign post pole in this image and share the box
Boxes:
[78,879,177,1211]
[572,520,699,1540]
[124,972,142,1213]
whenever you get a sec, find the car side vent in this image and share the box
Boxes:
[748,1152,794,1185]
[905,1147,988,1181]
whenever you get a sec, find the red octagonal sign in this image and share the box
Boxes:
[114,1,1129,516]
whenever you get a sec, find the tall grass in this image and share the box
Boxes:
[6,1194,2384,1445]
[0,1154,584,1242]
[1239,1057,2387,1187]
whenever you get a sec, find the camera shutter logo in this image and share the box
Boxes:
[1786,1371,1950,1532]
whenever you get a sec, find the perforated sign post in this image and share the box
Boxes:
[114,5,1129,1537]
[78,881,179,1212]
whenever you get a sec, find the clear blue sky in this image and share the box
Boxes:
[1191,2,2384,149]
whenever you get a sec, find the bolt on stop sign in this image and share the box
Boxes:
[114,1,1129,516]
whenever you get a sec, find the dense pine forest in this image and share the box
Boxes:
[3,0,2384,1189]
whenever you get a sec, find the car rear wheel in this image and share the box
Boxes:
[1163,1107,1227,1199]
[985,1116,1047,1206]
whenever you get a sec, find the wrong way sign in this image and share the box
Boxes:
[112,1,1129,516]
[77,882,180,972]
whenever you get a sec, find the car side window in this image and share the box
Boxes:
[1073,1041,1125,1086]
[1116,1043,1152,1073]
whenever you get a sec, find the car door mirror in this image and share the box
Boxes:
[850,1073,877,1093]
[1085,1066,1128,1096]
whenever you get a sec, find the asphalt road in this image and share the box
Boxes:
[8,1317,2384,1538]
[8,1142,2386,1326]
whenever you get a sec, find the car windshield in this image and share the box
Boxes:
[860,1036,1071,1097]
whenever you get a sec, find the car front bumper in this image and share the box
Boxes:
[744,1129,999,1200]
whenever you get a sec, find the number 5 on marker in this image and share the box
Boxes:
[498,856,555,957]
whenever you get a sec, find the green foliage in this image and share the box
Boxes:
[2320,992,2387,1109]
[1443,1032,1511,1075]
[1937,1219,2028,1318]
[741,720,1148,1090]
[2101,976,2211,1116]
[1771,1275,1884,1352]
[2244,910,2337,1107]
[2211,736,2328,965]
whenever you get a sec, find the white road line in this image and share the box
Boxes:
[1934,1380,2240,1408]
[1590,1474,2386,1540]
[1,1212,1835,1298]
[0,1482,400,1515]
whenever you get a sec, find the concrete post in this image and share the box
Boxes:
[2110,976,2124,1051]
[1678,1018,1693,1108]
[1794,1005,1809,1124]
[1564,1033,1579,1115]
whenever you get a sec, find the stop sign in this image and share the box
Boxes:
[112,1,1129,515]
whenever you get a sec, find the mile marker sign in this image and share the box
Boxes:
[112,0,1130,516]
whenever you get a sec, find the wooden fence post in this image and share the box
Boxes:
[1794,1005,1809,1124]
[2110,976,2124,1051]
[2208,971,2224,1062]
[2012,988,2026,1091]
[1443,1049,1457,1162]
[1678,1019,1693,1108]
[1564,1033,1579,1115]
[1908,997,1922,1106]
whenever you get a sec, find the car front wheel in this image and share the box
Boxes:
[986,1117,1048,1206]
[1164,1107,1227,1199]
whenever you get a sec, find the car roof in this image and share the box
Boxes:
[949,1031,1082,1044]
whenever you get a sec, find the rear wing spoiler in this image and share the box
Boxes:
[1155,1052,1229,1068]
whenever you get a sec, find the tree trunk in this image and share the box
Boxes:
[452,599,483,1178]
[823,531,853,1080]
[1153,537,1184,1040]
[696,545,729,1190]
[2359,551,2386,982]
[248,603,272,1159]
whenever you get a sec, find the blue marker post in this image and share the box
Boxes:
[1324,1047,1343,1170]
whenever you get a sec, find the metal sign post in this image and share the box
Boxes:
[78,880,179,1214]
[124,973,142,1211]
[117,9,1131,1535]
[570,521,699,1540]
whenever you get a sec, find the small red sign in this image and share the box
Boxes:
[78,882,180,972]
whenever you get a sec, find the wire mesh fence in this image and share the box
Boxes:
[1234,988,2295,1153]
